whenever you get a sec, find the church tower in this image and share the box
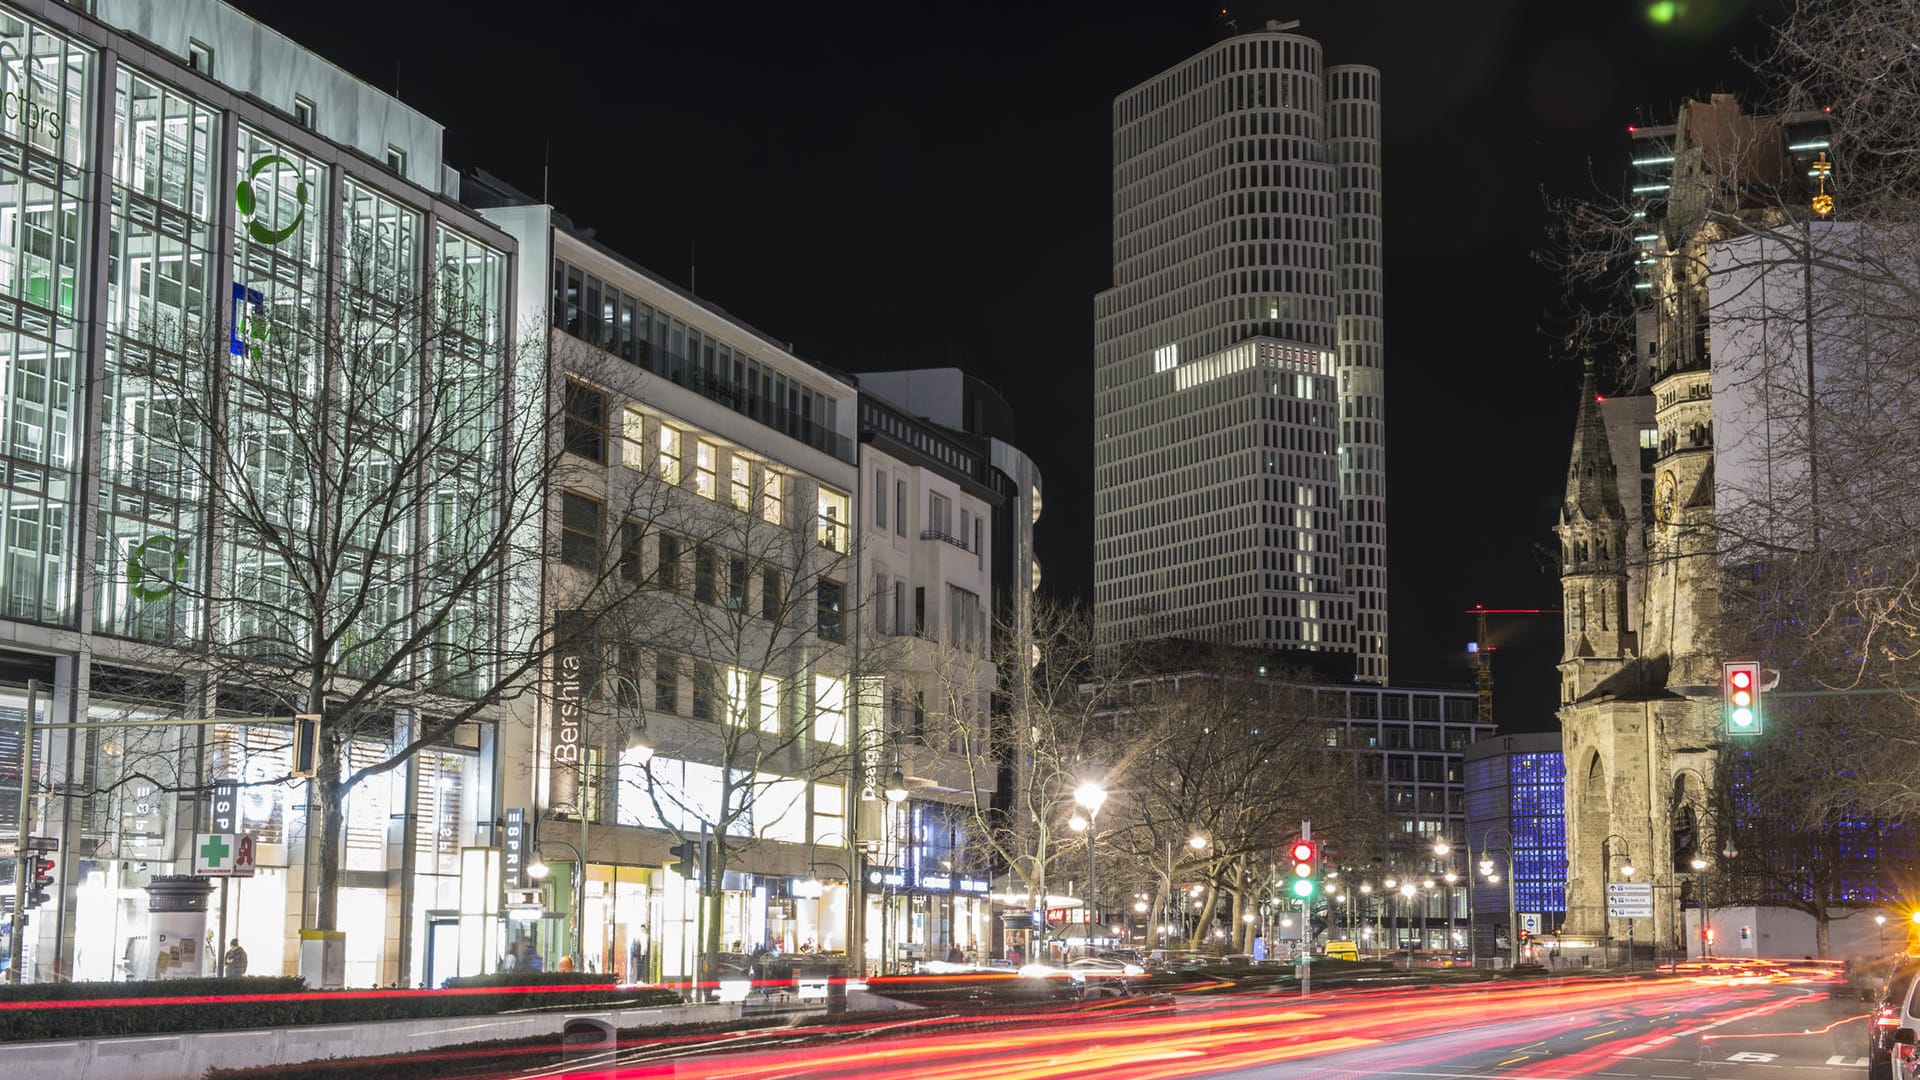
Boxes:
[1557,363,1634,704]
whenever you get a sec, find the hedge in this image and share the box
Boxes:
[0,975,680,1043]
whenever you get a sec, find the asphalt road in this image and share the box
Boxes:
[1219,979,1868,1079]
[555,973,1871,1079]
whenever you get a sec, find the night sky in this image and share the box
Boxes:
[234,0,1780,732]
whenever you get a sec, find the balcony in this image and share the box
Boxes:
[919,529,969,550]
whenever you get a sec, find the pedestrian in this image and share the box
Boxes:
[223,938,248,976]
[946,946,965,964]
[557,954,575,972]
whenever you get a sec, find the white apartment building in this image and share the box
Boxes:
[853,389,998,968]
[477,184,866,985]
[1093,21,1387,681]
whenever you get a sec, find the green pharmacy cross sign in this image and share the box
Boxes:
[199,834,231,869]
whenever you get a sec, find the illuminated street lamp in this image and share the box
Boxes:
[1075,781,1107,956]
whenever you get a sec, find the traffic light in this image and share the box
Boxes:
[1287,839,1317,899]
[1518,928,1531,944]
[26,855,53,910]
[1723,661,1763,736]
[669,840,701,883]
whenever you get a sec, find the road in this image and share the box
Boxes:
[559,973,1871,1080]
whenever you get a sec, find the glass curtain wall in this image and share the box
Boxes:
[0,13,91,626]
[95,66,217,640]
[223,125,326,653]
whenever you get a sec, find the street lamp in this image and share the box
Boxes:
[1399,882,1418,969]
[1474,824,1520,970]
[1075,781,1107,957]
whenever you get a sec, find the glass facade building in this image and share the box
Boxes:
[1464,733,1568,954]
[0,0,513,986]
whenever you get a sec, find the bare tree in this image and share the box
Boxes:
[101,222,647,934]
[1098,655,1391,953]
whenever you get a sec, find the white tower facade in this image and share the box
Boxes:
[1093,24,1386,680]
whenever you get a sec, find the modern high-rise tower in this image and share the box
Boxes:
[1093,21,1387,681]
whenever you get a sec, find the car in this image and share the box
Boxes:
[1871,957,1920,1080]
[1064,955,1147,997]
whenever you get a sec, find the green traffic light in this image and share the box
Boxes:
[1731,706,1754,728]
[1291,878,1314,898]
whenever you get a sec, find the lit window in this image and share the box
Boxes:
[761,470,784,525]
[657,425,681,484]
[726,669,780,732]
[730,456,751,511]
[815,675,847,745]
[812,782,846,845]
[696,441,718,500]
[817,487,849,552]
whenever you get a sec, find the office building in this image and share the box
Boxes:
[1093,20,1387,681]
[0,0,514,985]
[1464,732,1567,960]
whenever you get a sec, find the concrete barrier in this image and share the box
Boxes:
[3,1000,739,1080]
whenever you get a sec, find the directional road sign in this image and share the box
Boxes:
[1606,882,1654,918]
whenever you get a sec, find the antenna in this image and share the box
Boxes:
[690,241,697,295]
[541,138,550,206]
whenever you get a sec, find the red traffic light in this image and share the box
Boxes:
[1729,669,1752,690]
[1290,840,1315,863]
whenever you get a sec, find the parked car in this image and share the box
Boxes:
[1870,957,1920,1080]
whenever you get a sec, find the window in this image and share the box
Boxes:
[756,776,810,842]
[187,40,213,74]
[761,470,784,525]
[692,661,715,720]
[560,491,602,568]
[815,675,847,745]
[895,480,907,537]
[621,408,648,470]
[657,425,682,484]
[564,379,608,462]
[761,568,782,620]
[730,456,751,511]
[817,580,845,641]
[292,96,316,129]
[929,493,952,538]
[914,586,926,636]
[893,582,906,636]
[812,782,846,846]
[727,669,780,732]
[959,508,971,546]
[694,547,718,604]
[947,586,981,654]
[657,533,681,590]
[728,556,749,611]
[620,520,643,581]
[386,145,408,177]
[875,572,890,635]
[875,469,890,529]
[654,652,679,711]
[695,441,718,499]
[818,488,849,552]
